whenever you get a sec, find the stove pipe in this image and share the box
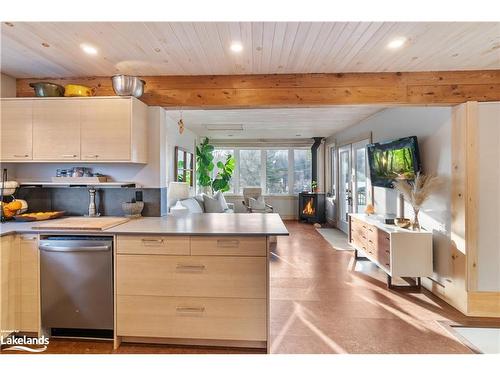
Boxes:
[311,137,324,186]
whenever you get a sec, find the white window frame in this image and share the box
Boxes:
[206,146,311,197]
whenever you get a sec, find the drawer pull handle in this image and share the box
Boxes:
[85,154,99,158]
[385,263,390,266]
[62,154,77,158]
[142,238,164,245]
[217,239,239,248]
[176,306,205,313]
[13,154,29,158]
[176,264,206,271]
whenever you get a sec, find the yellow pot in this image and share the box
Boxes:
[64,84,95,97]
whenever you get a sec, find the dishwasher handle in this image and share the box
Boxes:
[39,244,111,252]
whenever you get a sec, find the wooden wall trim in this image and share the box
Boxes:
[16,70,500,108]
[465,102,479,291]
[468,292,500,318]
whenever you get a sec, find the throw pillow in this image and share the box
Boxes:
[214,191,229,211]
[202,194,225,213]
[249,196,266,210]
[194,195,205,212]
[179,198,203,213]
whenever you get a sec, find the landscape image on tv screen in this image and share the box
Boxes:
[367,136,421,188]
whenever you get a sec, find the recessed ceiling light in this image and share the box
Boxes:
[230,42,243,53]
[80,43,98,55]
[387,37,407,50]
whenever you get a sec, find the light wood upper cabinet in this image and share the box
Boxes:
[0,97,147,163]
[33,100,81,160]
[80,98,147,162]
[81,98,131,161]
[0,100,33,160]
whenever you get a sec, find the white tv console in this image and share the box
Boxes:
[348,214,433,288]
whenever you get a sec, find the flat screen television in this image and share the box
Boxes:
[367,136,421,188]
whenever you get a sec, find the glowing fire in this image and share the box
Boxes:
[302,199,315,215]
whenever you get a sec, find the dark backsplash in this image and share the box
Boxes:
[16,187,167,217]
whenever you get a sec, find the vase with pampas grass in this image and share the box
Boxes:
[393,172,441,231]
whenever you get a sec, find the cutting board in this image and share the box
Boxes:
[33,216,130,231]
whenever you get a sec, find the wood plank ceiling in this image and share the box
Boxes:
[2,22,499,77]
[165,106,384,138]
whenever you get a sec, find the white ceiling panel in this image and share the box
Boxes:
[166,106,384,139]
[1,22,499,78]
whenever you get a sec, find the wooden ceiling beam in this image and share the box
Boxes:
[16,70,500,108]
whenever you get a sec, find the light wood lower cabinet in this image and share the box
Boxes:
[115,234,268,348]
[191,236,267,256]
[0,234,20,341]
[0,234,40,341]
[117,296,266,341]
[19,235,40,333]
[116,235,190,255]
[117,255,266,298]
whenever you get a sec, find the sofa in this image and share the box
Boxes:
[178,191,234,214]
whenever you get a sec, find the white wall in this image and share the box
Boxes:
[1,73,16,97]
[333,107,453,284]
[477,102,500,291]
[164,112,197,185]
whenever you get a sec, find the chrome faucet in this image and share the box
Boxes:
[88,188,100,217]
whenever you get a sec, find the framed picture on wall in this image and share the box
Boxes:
[174,146,194,187]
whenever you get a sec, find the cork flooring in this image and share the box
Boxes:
[5,220,498,354]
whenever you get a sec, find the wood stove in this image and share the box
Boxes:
[298,192,326,223]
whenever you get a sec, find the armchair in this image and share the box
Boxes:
[242,187,273,213]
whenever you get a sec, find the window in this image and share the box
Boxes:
[266,150,288,194]
[196,146,312,196]
[239,149,261,193]
[293,149,312,193]
[175,146,194,187]
[212,148,235,193]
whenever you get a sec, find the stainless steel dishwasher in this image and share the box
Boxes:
[39,236,113,339]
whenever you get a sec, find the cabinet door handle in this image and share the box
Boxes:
[385,250,390,254]
[217,239,239,248]
[85,154,99,158]
[62,154,77,158]
[13,154,29,158]
[176,306,205,313]
[141,238,164,245]
[176,264,206,271]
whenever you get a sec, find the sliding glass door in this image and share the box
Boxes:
[337,139,370,234]
[338,144,352,233]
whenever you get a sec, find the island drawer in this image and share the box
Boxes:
[117,295,266,341]
[190,236,267,256]
[116,235,190,255]
[117,255,266,298]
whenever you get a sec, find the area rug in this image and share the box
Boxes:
[316,228,353,251]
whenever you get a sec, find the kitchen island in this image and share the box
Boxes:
[0,213,288,352]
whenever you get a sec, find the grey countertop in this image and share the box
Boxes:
[0,213,289,237]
